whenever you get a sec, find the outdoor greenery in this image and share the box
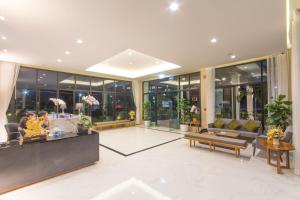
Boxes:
[178,98,191,124]
[265,94,292,131]
[143,101,151,121]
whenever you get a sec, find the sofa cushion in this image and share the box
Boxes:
[243,120,260,132]
[214,119,225,128]
[227,120,241,130]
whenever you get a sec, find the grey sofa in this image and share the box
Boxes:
[208,118,262,139]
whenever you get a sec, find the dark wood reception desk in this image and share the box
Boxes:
[0,132,99,194]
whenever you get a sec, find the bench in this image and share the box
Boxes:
[93,120,135,131]
[184,133,248,157]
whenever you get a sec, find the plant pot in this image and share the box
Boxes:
[77,125,88,135]
[180,124,189,132]
[144,120,151,128]
[273,138,280,146]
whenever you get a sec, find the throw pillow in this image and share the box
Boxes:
[243,120,260,132]
[214,119,225,128]
[227,120,241,130]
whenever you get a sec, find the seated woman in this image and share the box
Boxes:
[19,112,36,129]
[38,111,49,130]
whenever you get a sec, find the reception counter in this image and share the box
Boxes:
[0,132,99,194]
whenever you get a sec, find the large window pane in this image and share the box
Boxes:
[91,92,103,122]
[180,75,189,90]
[190,73,200,90]
[37,70,57,113]
[156,76,179,92]
[76,76,91,91]
[103,92,115,121]
[16,68,37,113]
[59,90,74,114]
[91,78,103,91]
[104,80,115,92]
[58,73,75,90]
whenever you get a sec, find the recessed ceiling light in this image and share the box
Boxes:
[169,2,179,11]
[76,39,83,44]
[128,51,132,56]
[0,16,5,21]
[57,59,62,63]
[229,54,236,59]
[1,36,7,40]
[2,49,7,53]
[222,77,226,81]
[65,51,71,55]
[210,38,217,43]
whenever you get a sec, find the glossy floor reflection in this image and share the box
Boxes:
[99,127,183,155]
[1,128,300,200]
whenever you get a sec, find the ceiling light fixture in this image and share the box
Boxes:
[65,51,71,55]
[210,38,217,43]
[169,2,179,11]
[57,59,62,63]
[76,39,83,44]
[222,77,226,81]
[1,36,7,40]
[0,16,5,21]
[128,51,132,56]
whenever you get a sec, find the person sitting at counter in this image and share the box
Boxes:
[19,112,36,129]
[38,111,50,130]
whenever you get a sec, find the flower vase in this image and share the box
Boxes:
[273,138,280,146]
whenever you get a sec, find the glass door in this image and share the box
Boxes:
[156,92,179,131]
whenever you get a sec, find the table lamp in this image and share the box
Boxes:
[76,103,84,114]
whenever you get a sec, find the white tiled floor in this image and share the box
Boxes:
[99,127,183,155]
[1,128,300,200]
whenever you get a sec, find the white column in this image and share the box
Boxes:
[201,68,215,128]
[292,9,300,175]
[246,86,254,119]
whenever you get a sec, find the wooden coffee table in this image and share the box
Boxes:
[215,131,240,138]
[260,140,295,174]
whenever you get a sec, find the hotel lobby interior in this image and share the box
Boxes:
[0,0,300,199]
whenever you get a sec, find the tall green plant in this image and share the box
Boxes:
[265,94,292,131]
[178,98,191,124]
[143,101,151,121]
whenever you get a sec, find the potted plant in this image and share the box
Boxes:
[178,98,191,132]
[143,101,151,127]
[77,114,92,135]
[265,94,292,132]
[267,128,285,146]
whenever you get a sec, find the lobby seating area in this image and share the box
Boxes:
[0,0,300,199]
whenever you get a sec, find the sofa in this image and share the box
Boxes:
[208,118,262,139]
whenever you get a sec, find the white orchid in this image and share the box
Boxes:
[82,95,100,106]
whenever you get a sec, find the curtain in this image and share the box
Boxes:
[292,9,300,175]
[267,52,291,103]
[0,62,20,142]
[132,80,142,124]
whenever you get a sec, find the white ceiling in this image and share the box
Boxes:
[0,0,287,80]
[86,49,181,78]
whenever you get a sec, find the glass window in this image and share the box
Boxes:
[16,68,37,113]
[156,76,179,92]
[180,75,189,90]
[104,80,115,92]
[190,73,200,90]
[103,92,115,121]
[215,60,267,122]
[143,82,149,93]
[59,90,74,114]
[76,76,90,91]
[91,92,103,122]
[91,78,103,91]
[58,73,75,90]
[37,70,58,113]
[115,81,126,93]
